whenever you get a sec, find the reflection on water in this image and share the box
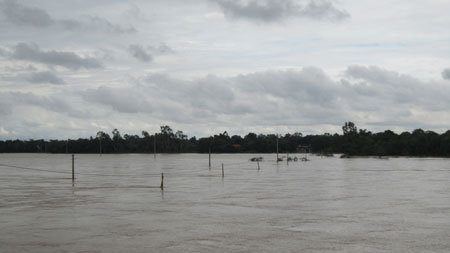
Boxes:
[1,153,450,252]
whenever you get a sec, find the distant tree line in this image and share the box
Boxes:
[1,123,450,157]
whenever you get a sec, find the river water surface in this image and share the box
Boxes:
[1,153,450,252]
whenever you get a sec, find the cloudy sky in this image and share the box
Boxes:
[1,0,450,139]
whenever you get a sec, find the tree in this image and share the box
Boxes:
[141,131,151,152]
[160,125,174,138]
[342,122,357,136]
[341,122,358,155]
[112,129,124,152]
[175,130,187,152]
[96,131,106,154]
[96,131,112,153]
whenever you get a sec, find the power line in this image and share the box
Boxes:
[0,163,163,178]
[0,163,72,175]
[0,159,258,178]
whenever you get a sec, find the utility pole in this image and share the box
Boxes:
[276,135,279,163]
[209,147,211,169]
[72,154,75,182]
[154,133,156,159]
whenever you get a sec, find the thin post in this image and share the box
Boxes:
[222,163,224,177]
[209,147,211,169]
[154,134,156,159]
[287,151,289,165]
[276,136,279,163]
[160,173,164,190]
[99,138,102,155]
[257,161,260,171]
[72,154,75,181]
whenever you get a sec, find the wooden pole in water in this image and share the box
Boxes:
[276,135,279,163]
[72,154,75,181]
[257,161,260,171]
[160,173,164,190]
[154,134,156,159]
[222,163,224,177]
[209,147,211,169]
[287,151,289,165]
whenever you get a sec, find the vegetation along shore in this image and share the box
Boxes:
[1,122,450,157]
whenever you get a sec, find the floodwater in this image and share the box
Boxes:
[1,153,450,253]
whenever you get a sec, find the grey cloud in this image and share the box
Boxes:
[144,74,242,116]
[0,0,135,34]
[153,66,447,129]
[0,0,52,27]
[345,65,419,97]
[228,68,348,124]
[2,64,36,72]
[11,42,102,70]
[128,44,153,62]
[127,43,175,62]
[0,47,9,56]
[235,67,338,105]
[25,71,65,84]
[12,66,450,132]
[3,70,65,85]
[0,91,94,118]
[3,65,449,138]
[442,68,450,80]
[212,0,349,22]
[123,4,142,19]
[79,69,340,125]
[82,86,153,113]
[345,65,416,85]
[344,65,450,112]
[148,43,175,55]
[0,102,12,116]
[81,66,449,130]
[79,74,242,123]
[299,0,349,21]
[214,0,294,22]
[84,16,136,34]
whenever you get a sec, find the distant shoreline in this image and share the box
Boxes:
[1,123,450,157]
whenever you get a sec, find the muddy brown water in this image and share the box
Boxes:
[1,153,450,252]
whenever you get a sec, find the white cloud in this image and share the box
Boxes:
[0,127,9,135]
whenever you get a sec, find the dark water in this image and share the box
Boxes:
[1,153,450,252]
